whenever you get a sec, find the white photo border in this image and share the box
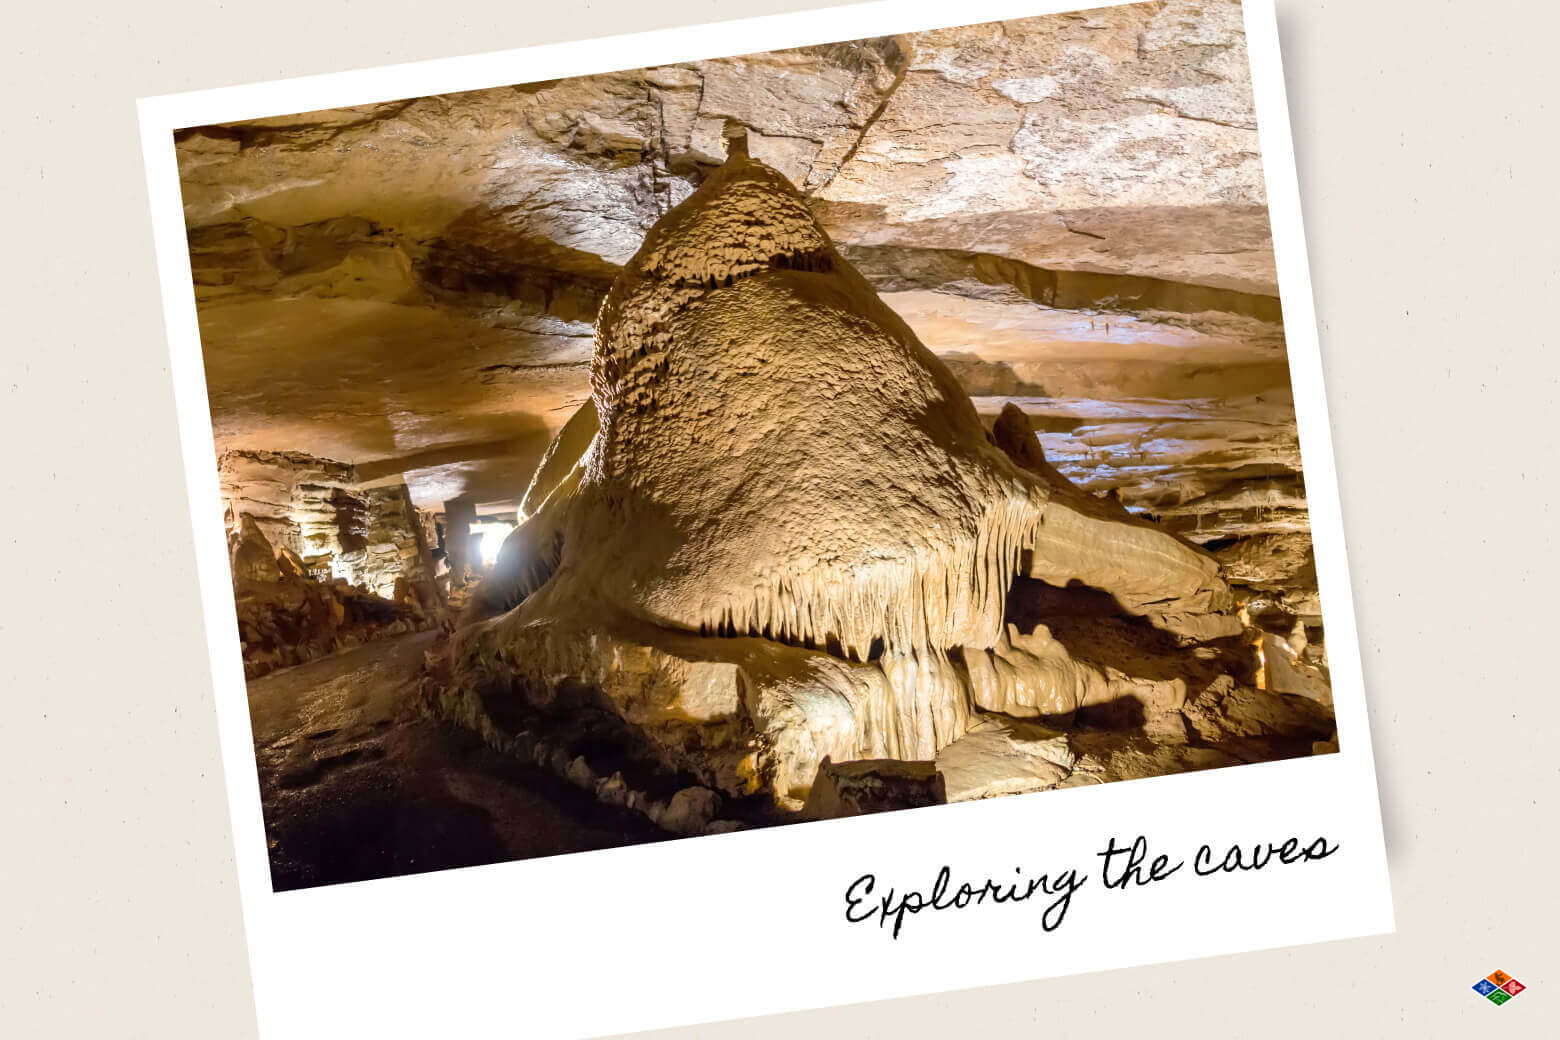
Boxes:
[138,2,1394,1036]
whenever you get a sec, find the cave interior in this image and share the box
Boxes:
[184,1,1337,890]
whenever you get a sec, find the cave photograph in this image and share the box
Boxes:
[176,0,1338,892]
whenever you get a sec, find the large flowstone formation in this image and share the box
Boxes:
[445,141,1248,812]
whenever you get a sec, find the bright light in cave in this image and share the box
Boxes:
[472,522,516,569]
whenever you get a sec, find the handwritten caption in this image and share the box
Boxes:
[843,834,1340,939]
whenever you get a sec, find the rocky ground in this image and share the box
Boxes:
[427,608,1336,834]
[230,513,439,679]
[248,611,1332,890]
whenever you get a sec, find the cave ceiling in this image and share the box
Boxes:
[178,0,1292,541]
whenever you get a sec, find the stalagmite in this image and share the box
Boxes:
[450,137,1241,808]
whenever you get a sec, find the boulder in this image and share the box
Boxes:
[660,787,722,835]
[801,758,946,820]
[1261,632,1333,706]
[935,716,1073,802]
[231,515,281,583]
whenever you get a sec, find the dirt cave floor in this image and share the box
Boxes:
[247,630,667,891]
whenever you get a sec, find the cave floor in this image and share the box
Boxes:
[247,630,667,891]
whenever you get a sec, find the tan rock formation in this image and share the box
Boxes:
[219,449,441,602]
[220,449,447,676]
[230,514,283,584]
[450,142,1241,809]
[935,716,1073,802]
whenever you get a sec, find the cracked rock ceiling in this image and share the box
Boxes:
[177,0,1301,555]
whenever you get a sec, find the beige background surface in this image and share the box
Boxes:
[2,0,1554,1036]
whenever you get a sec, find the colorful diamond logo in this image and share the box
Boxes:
[1473,969,1525,1005]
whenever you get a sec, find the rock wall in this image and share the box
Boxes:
[219,450,445,676]
[351,483,440,601]
[218,449,355,561]
[229,515,436,679]
[218,449,438,599]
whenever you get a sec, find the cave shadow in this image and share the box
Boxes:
[1004,575,1257,688]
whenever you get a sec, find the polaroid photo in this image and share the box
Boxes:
[138,0,1394,1035]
